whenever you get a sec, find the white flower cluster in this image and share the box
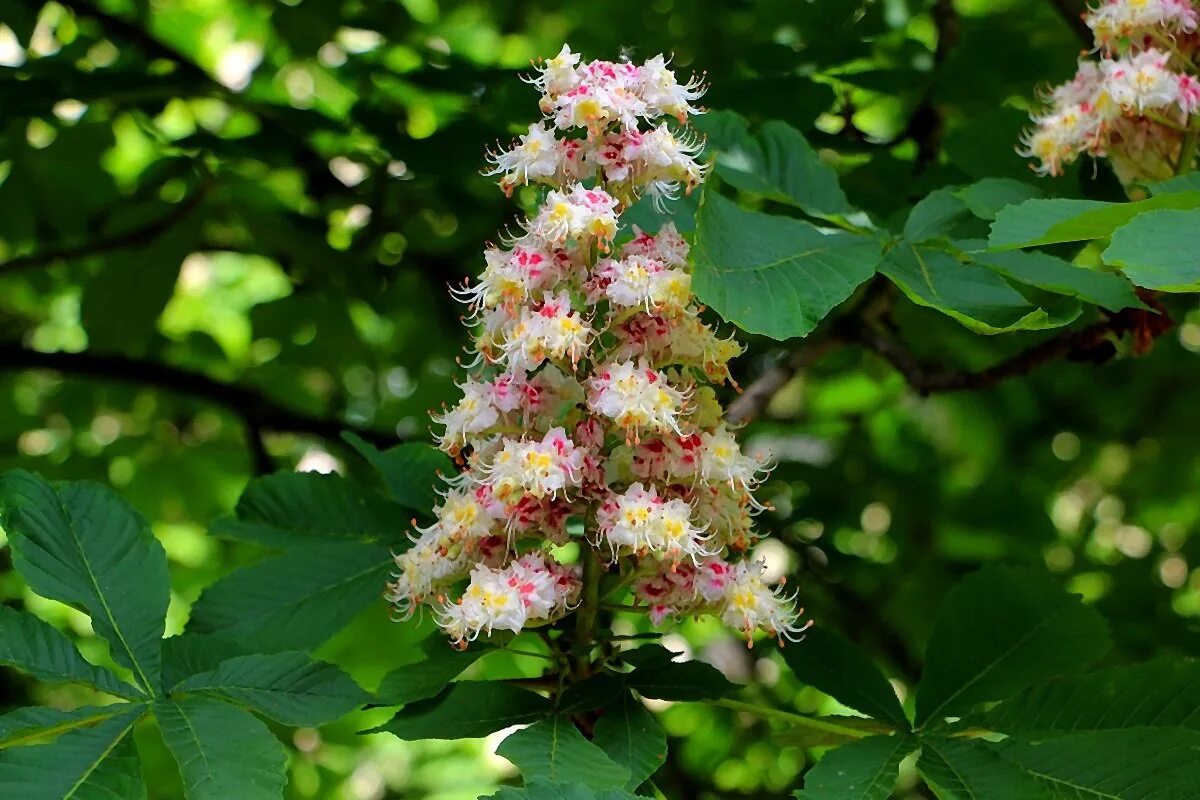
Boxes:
[1087,0,1198,49]
[485,46,710,206]
[391,46,806,648]
[1022,1,1200,181]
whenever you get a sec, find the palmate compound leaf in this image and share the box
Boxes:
[1101,209,1200,291]
[156,697,287,800]
[187,541,391,653]
[0,705,148,800]
[343,432,454,515]
[209,470,409,548]
[988,191,1200,249]
[914,566,1111,729]
[964,247,1143,313]
[0,605,140,699]
[997,728,1200,799]
[620,644,735,701]
[779,627,908,728]
[173,651,369,727]
[953,179,1043,221]
[695,110,855,219]
[972,658,1200,735]
[0,471,169,696]
[901,187,976,243]
[374,640,494,707]
[369,681,552,740]
[495,716,630,791]
[0,705,128,749]
[917,737,1053,800]
[161,633,251,692]
[879,244,1081,335]
[794,734,916,800]
[590,691,667,790]
[692,190,881,340]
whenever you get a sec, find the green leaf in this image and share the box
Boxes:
[697,111,854,219]
[968,249,1142,312]
[914,566,1111,728]
[692,191,881,340]
[903,188,972,243]
[161,634,249,692]
[591,692,666,790]
[988,191,1200,249]
[880,245,1080,334]
[623,645,735,701]
[556,673,627,715]
[343,433,453,514]
[778,628,908,728]
[209,471,405,548]
[999,728,1200,799]
[0,472,169,696]
[917,737,1052,800]
[156,697,287,800]
[375,642,492,706]
[0,605,139,699]
[1101,210,1200,291]
[187,541,390,652]
[371,681,552,740]
[496,716,630,790]
[953,179,1043,221]
[488,781,639,800]
[173,652,367,726]
[794,734,914,800]
[0,706,147,800]
[0,705,126,749]
[974,659,1200,734]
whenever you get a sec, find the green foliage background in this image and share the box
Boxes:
[2,0,1199,797]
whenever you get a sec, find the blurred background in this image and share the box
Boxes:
[2,0,1199,797]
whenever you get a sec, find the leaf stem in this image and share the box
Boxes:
[706,698,877,739]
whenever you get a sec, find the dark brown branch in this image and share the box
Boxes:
[0,183,210,276]
[729,299,1173,424]
[842,300,1172,395]
[0,343,397,449]
[1047,0,1094,46]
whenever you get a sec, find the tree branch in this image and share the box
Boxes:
[842,313,1138,396]
[728,301,1173,424]
[0,182,210,276]
[0,343,398,449]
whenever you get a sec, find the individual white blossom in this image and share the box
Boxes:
[587,360,688,439]
[597,482,713,562]
[474,426,585,502]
